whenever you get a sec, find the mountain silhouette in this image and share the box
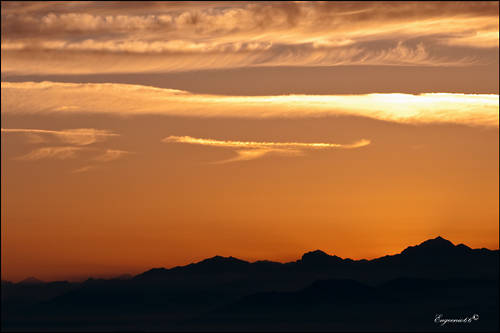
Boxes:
[17,277,44,285]
[401,236,463,255]
[203,277,497,331]
[133,255,253,283]
[130,236,498,284]
[2,236,498,332]
[299,249,347,267]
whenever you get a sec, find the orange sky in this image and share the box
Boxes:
[1,1,499,282]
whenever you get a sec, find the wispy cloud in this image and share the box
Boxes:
[0,40,479,75]
[163,135,370,163]
[93,149,131,162]
[1,128,118,145]
[216,149,298,164]
[16,146,84,161]
[2,82,498,127]
[1,2,497,74]
[70,150,131,173]
[163,136,370,149]
[3,127,130,171]
[71,165,99,174]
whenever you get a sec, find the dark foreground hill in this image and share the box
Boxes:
[2,236,498,331]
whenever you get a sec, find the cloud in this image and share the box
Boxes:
[2,41,481,75]
[1,128,118,145]
[23,133,48,144]
[13,145,131,171]
[2,127,130,171]
[214,148,304,164]
[440,30,500,49]
[72,149,132,172]
[1,2,497,74]
[162,136,371,149]
[71,165,99,174]
[2,82,498,127]
[16,146,84,161]
[162,135,370,163]
[216,149,294,164]
[93,149,131,162]
[3,2,497,44]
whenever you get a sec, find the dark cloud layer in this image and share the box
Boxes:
[1,1,498,74]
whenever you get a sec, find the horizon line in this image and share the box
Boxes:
[3,235,498,284]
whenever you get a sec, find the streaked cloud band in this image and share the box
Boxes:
[2,82,498,127]
[2,127,130,172]
[1,128,118,145]
[163,136,370,149]
[15,146,83,161]
[1,2,497,74]
[162,135,371,163]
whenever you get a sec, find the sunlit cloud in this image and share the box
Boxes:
[162,136,371,149]
[214,148,308,164]
[1,2,497,74]
[16,146,84,161]
[2,82,498,127]
[1,128,119,145]
[0,42,485,76]
[71,165,99,174]
[0,41,479,76]
[2,127,130,172]
[93,149,131,162]
[215,149,298,164]
[71,149,132,173]
[162,135,370,163]
[13,145,131,171]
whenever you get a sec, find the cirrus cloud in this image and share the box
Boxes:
[1,128,119,145]
[2,127,131,172]
[1,2,497,75]
[93,149,131,162]
[15,146,84,161]
[2,81,498,127]
[162,135,371,163]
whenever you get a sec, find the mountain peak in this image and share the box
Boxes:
[18,277,43,285]
[419,236,455,248]
[401,236,457,256]
[301,250,344,266]
[302,250,329,260]
[202,255,248,264]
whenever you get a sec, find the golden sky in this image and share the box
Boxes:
[1,1,499,282]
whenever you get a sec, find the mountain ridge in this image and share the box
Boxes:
[133,235,498,281]
[3,236,498,332]
[7,236,499,284]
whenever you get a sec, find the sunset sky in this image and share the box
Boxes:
[1,1,499,282]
